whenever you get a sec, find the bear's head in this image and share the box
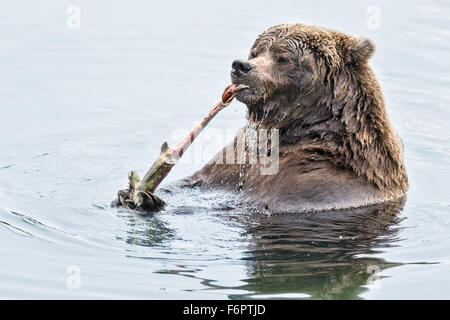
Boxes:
[231,23,376,128]
[231,23,408,195]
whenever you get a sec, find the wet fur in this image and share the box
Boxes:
[187,23,408,213]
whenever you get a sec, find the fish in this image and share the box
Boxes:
[112,83,248,212]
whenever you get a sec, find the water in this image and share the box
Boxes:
[1,0,449,299]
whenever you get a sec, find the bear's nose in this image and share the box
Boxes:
[231,59,252,78]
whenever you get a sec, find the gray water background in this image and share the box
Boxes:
[0,0,449,299]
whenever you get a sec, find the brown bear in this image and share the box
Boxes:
[117,23,408,213]
[185,23,408,213]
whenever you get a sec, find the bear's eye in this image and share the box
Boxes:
[249,51,257,59]
[277,56,288,64]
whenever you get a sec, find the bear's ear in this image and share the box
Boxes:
[348,37,376,63]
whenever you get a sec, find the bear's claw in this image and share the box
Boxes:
[112,188,165,212]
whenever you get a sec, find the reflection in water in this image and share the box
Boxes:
[121,192,406,299]
[229,197,406,299]
[116,209,177,247]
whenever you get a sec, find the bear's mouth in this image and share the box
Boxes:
[235,87,252,99]
[231,80,266,106]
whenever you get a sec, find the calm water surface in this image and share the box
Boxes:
[0,0,449,299]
